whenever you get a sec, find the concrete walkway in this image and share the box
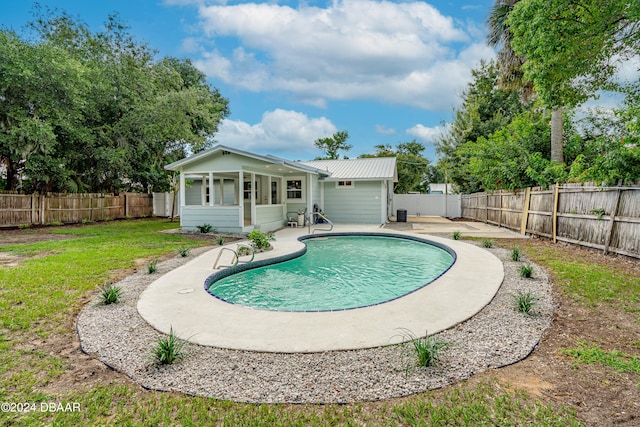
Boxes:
[137,224,505,353]
[388,215,529,239]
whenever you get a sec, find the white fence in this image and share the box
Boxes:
[392,194,462,218]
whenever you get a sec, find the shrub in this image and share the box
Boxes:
[481,239,494,248]
[247,230,275,250]
[520,264,533,278]
[148,259,158,274]
[178,247,189,257]
[217,236,225,246]
[99,284,122,305]
[452,230,461,240]
[514,291,537,315]
[81,218,93,224]
[151,327,187,365]
[196,223,213,233]
[511,246,521,261]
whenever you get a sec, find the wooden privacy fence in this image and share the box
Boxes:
[0,193,153,228]
[462,185,640,259]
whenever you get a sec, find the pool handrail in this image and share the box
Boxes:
[213,244,255,269]
[310,211,333,234]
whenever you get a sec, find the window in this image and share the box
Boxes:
[337,180,354,188]
[243,181,257,200]
[271,180,280,204]
[286,179,303,199]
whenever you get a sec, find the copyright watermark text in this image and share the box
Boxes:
[1,401,81,413]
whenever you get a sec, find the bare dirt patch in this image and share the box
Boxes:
[0,226,83,246]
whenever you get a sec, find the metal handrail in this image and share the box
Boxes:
[213,247,238,269]
[310,211,333,234]
[212,244,255,269]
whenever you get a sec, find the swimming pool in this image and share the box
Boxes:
[206,233,455,311]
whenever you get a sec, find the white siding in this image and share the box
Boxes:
[180,206,242,232]
[322,181,384,224]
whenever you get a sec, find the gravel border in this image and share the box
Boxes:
[77,242,552,404]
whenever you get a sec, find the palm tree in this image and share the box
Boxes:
[487,0,564,164]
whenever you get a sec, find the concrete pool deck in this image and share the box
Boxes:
[137,225,505,353]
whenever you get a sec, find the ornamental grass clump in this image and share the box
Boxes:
[151,327,187,365]
[511,246,521,261]
[398,329,447,369]
[520,264,533,278]
[178,247,189,257]
[452,230,461,240]
[481,239,494,248]
[514,291,537,316]
[148,259,158,274]
[99,284,122,305]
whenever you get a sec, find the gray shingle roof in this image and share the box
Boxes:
[301,157,397,181]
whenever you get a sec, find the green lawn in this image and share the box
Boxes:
[3,220,623,425]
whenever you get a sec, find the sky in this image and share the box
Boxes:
[1,0,496,161]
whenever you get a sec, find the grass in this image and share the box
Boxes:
[0,221,613,425]
[522,243,640,311]
[562,341,640,375]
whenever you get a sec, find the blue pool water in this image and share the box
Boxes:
[206,234,455,312]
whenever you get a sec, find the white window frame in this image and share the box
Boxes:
[286,176,305,201]
[336,180,354,189]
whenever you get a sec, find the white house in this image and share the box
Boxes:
[165,145,398,233]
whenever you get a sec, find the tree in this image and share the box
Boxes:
[0,30,87,191]
[458,110,557,190]
[0,9,229,193]
[436,60,528,193]
[360,141,432,193]
[314,131,351,160]
[487,0,565,164]
[509,0,640,109]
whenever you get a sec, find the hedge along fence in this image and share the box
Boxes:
[461,184,640,259]
[0,192,153,228]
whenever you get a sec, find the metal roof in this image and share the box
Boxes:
[301,157,397,181]
[165,145,329,176]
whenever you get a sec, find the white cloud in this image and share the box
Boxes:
[406,123,449,144]
[213,109,337,157]
[189,0,489,111]
[375,125,396,135]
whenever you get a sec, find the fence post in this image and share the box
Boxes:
[552,184,560,243]
[497,191,502,228]
[520,187,531,235]
[31,194,37,225]
[40,194,46,225]
[603,188,622,255]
